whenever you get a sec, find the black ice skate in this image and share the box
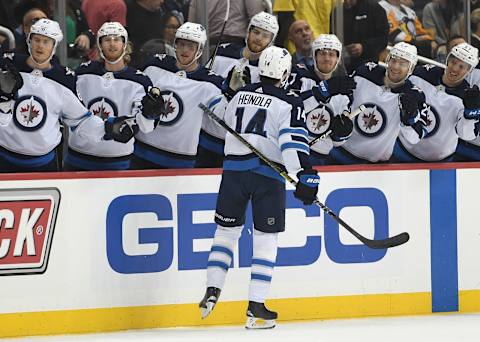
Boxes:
[199,287,221,319]
[245,301,277,329]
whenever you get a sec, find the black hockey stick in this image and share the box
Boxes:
[308,105,366,147]
[206,0,230,70]
[199,103,410,249]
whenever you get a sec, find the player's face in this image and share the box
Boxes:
[315,49,339,74]
[30,34,55,64]
[387,56,410,83]
[444,56,470,86]
[175,39,199,66]
[247,27,273,53]
[100,35,125,62]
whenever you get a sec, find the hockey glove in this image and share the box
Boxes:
[141,86,166,120]
[104,116,139,143]
[329,114,353,142]
[463,85,480,120]
[313,76,356,102]
[0,63,23,102]
[294,169,320,205]
[399,92,421,126]
[222,66,250,101]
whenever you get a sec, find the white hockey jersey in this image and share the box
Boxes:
[338,62,422,162]
[403,65,477,161]
[290,64,350,158]
[223,83,311,181]
[209,43,260,81]
[69,61,154,158]
[137,54,224,168]
[0,53,105,157]
[457,68,480,159]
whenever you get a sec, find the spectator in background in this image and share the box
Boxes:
[471,9,480,50]
[273,0,336,52]
[379,0,437,58]
[82,0,126,61]
[288,20,314,68]
[13,0,49,54]
[422,0,462,56]
[0,0,17,53]
[340,0,389,73]
[162,11,183,49]
[127,0,165,67]
[66,0,94,67]
[188,0,266,56]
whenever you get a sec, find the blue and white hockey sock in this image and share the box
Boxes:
[206,225,242,289]
[248,229,278,303]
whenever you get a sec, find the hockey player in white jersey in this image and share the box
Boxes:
[196,12,280,168]
[133,22,228,169]
[0,19,133,173]
[199,46,319,329]
[330,42,428,164]
[289,34,356,165]
[65,22,165,170]
[396,42,480,162]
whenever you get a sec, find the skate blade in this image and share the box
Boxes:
[245,316,276,329]
[200,301,215,319]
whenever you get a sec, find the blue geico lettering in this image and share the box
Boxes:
[106,188,388,274]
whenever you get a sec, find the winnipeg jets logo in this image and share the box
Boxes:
[355,102,387,137]
[65,67,75,76]
[155,53,167,61]
[366,62,377,71]
[88,97,118,120]
[157,90,184,126]
[13,95,47,131]
[420,103,440,138]
[424,64,436,71]
[306,105,334,136]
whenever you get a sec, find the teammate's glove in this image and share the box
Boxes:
[294,169,320,205]
[0,63,23,102]
[141,86,166,120]
[399,92,421,126]
[104,116,139,143]
[330,114,353,142]
[463,85,480,120]
[222,66,250,101]
[313,76,356,102]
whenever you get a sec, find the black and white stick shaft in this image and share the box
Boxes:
[308,105,366,147]
[199,103,410,249]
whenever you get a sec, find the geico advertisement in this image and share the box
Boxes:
[0,170,432,312]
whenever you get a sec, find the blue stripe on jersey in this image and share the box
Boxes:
[0,147,55,167]
[64,151,131,170]
[207,260,230,271]
[68,111,93,131]
[279,127,308,137]
[251,273,272,282]
[280,142,309,154]
[134,142,195,168]
[208,97,222,109]
[198,130,224,155]
[211,245,234,259]
[251,258,275,268]
[223,157,285,183]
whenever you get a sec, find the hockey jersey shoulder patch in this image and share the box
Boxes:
[116,67,153,89]
[412,65,443,86]
[45,62,77,94]
[217,43,244,59]
[75,60,104,76]
[189,66,224,90]
[354,62,385,86]
[142,54,177,73]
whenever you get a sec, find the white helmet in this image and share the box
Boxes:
[247,12,279,45]
[386,42,418,76]
[28,19,63,64]
[312,34,342,74]
[447,42,479,71]
[174,22,207,65]
[97,22,129,64]
[259,46,292,86]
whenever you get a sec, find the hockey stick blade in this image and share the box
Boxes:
[199,103,410,250]
[320,198,410,248]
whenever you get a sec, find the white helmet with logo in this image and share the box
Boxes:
[312,34,342,74]
[386,42,418,76]
[259,46,292,86]
[97,22,129,64]
[28,18,63,64]
[447,42,479,71]
[247,12,279,45]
